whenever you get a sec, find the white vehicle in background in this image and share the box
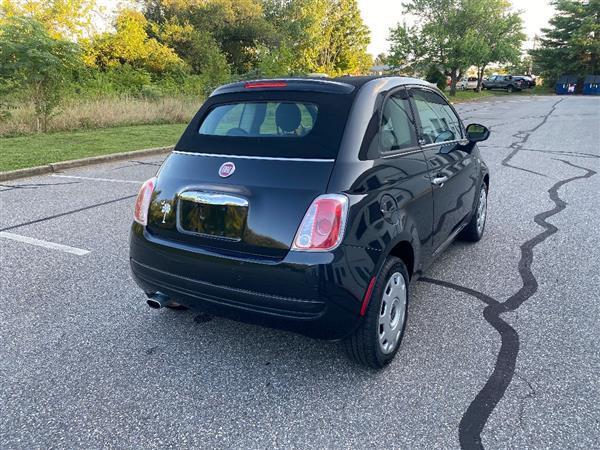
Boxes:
[458,76,478,90]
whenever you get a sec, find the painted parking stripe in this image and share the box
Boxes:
[51,174,142,184]
[0,231,90,256]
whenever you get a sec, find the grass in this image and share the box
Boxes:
[0,123,187,172]
[0,96,200,137]
[449,85,555,104]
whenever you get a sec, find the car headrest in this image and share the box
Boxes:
[275,103,302,133]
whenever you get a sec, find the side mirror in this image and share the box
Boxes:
[466,123,490,142]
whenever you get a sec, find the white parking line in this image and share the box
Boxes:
[51,174,142,184]
[0,231,90,256]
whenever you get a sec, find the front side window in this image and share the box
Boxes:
[380,93,418,152]
[411,89,463,144]
[199,102,318,137]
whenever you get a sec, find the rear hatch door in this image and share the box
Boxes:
[146,86,355,259]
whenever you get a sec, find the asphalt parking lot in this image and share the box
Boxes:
[1,95,599,449]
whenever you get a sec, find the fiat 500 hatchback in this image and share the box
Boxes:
[130,76,490,368]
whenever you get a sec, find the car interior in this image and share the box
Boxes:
[199,101,318,137]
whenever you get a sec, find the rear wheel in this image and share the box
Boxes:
[459,184,488,242]
[507,85,514,93]
[344,257,409,369]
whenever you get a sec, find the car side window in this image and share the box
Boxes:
[411,89,463,144]
[380,93,418,153]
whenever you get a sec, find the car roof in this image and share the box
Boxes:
[210,75,433,97]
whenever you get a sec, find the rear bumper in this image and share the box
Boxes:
[129,224,380,339]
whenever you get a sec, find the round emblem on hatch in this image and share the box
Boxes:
[218,162,235,178]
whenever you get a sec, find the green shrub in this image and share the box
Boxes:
[78,66,153,97]
[425,65,447,90]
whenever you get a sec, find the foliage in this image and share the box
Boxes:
[82,9,185,74]
[0,0,96,38]
[0,16,81,132]
[374,53,388,66]
[388,0,525,95]
[531,0,600,85]
[425,65,447,90]
[143,0,277,74]
[150,18,230,88]
[468,0,524,90]
[77,65,153,97]
[263,0,372,76]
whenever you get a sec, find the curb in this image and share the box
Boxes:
[0,145,173,182]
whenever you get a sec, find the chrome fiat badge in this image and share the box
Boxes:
[218,162,235,178]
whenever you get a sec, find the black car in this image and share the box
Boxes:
[482,74,524,92]
[130,76,490,368]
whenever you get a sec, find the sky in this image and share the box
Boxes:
[358,0,556,55]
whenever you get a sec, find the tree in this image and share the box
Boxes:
[264,0,372,75]
[82,9,185,74]
[142,0,277,74]
[531,0,600,85]
[388,0,524,96]
[425,65,447,89]
[468,0,524,91]
[0,0,97,38]
[374,53,388,66]
[0,16,81,132]
[151,18,230,87]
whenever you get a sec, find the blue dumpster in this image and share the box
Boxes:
[583,75,600,95]
[555,75,578,95]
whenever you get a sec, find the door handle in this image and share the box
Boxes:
[431,175,448,186]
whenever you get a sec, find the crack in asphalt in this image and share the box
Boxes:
[0,194,137,232]
[501,98,563,177]
[513,371,537,431]
[480,144,600,160]
[422,157,596,449]
[108,159,163,171]
[421,96,596,449]
[0,181,81,192]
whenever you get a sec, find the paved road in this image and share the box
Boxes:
[1,96,598,449]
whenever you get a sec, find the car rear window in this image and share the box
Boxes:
[199,102,318,137]
[175,91,355,159]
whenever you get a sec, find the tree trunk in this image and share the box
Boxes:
[449,69,459,96]
[477,65,486,92]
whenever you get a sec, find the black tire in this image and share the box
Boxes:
[344,257,410,369]
[507,85,514,93]
[459,184,488,242]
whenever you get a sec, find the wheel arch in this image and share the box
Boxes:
[388,240,415,279]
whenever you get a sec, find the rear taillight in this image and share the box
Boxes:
[133,177,156,226]
[292,194,348,251]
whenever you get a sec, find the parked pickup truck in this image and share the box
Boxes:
[482,75,524,92]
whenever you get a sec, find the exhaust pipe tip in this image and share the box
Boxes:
[146,299,162,309]
[146,292,170,309]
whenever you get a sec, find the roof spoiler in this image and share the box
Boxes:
[211,78,355,96]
